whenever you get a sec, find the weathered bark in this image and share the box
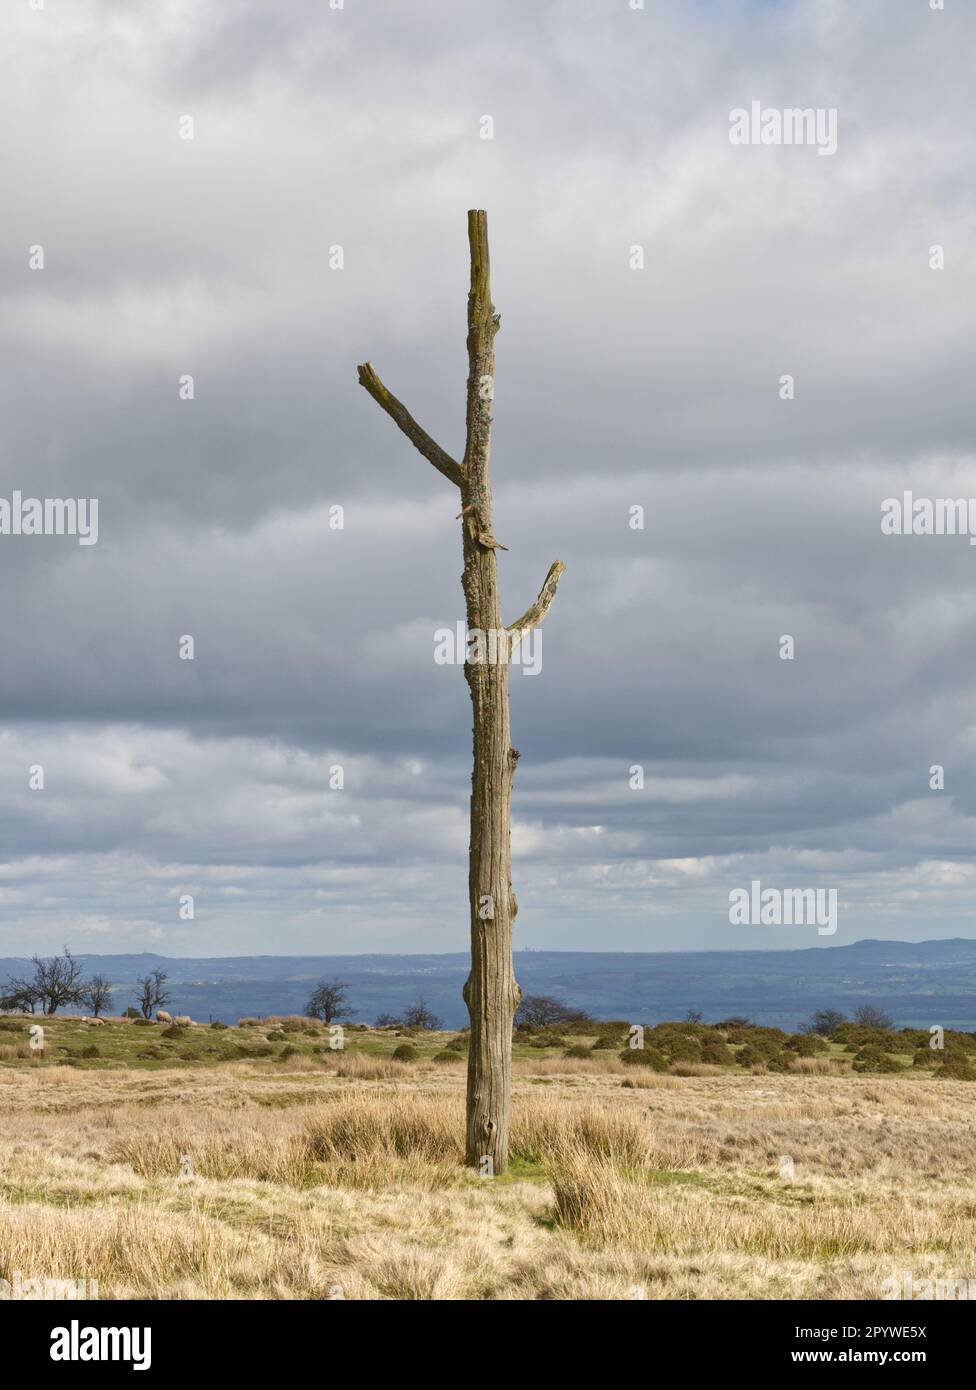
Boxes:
[357,210,564,1174]
[458,210,517,1172]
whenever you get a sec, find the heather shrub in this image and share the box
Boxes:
[619,1047,667,1071]
[852,1045,902,1074]
[937,1054,975,1080]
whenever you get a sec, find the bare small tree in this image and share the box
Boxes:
[805,1008,847,1036]
[515,994,590,1030]
[0,982,40,1014]
[402,998,443,1031]
[134,969,170,1020]
[853,1004,895,1031]
[4,948,86,1016]
[305,979,354,1023]
[358,212,564,1172]
[84,974,113,1018]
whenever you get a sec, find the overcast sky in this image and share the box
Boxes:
[1,0,974,958]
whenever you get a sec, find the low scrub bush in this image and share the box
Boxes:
[852,1045,902,1074]
[765,1052,793,1073]
[913,1048,940,1069]
[619,1047,667,1070]
[836,1025,900,1052]
[935,1050,975,1080]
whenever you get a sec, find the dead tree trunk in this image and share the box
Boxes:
[357,210,564,1173]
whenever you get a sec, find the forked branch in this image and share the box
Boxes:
[507,560,566,654]
[356,362,464,488]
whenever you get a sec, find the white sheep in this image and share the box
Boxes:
[82,1017,105,1027]
[173,1015,193,1027]
[156,1010,173,1024]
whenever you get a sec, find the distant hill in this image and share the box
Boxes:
[3,939,976,1030]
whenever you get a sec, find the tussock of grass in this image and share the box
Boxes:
[321,1053,413,1080]
[0,1203,254,1296]
[110,1093,668,1192]
[112,1122,309,1188]
[548,1144,976,1258]
[620,1072,683,1090]
[789,1056,851,1075]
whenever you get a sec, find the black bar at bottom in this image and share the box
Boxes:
[2,1298,967,1375]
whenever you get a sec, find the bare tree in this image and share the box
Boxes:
[4,948,86,1016]
[84,974,114,1018]
[515,994,590,1029]
[305,979,354,1023]
[853,1004,895,1031]
[805,1008,847,1036]
[401,998,443,1031]
[358,213,564,1172]
[0,982,40,1014]
[134,969,170,1020]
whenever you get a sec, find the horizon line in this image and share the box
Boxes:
[2,936,974,962]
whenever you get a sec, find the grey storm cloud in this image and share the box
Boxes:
[1,0,974,955]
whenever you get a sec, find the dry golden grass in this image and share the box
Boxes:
[2,1062,975,1299]
[789,1056,851,1074]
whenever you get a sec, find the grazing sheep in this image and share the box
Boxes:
[173,1015,193,1027]
[156,1010,173,1024]
[82,1017,105,1027]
